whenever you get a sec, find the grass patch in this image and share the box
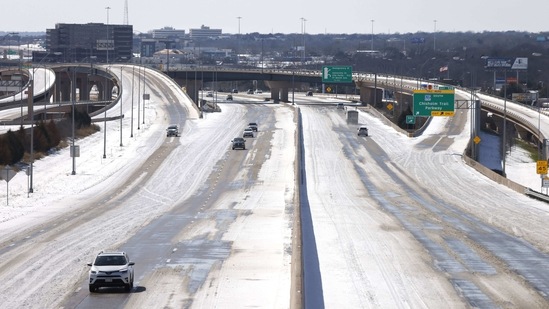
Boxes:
[515,138,539,161]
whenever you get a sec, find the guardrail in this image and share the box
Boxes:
[524,188,549,203]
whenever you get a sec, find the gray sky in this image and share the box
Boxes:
[5,0,549,34]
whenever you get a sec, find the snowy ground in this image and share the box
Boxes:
[0,66,546,307]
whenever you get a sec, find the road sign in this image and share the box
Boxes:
[322,66,353,83]
[406,115,415,124]
[474,136,481,144]
[536,160,548,174]
[413,89,455,117]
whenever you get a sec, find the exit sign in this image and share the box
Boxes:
[322,66,353,83]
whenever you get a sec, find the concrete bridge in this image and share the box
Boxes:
[0,64,544,160]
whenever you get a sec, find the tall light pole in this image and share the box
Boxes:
[433,20,437,51]
[71,67,76,174]
[119,66,123,146]
[370,20,374,50]
[300,17,307,64]
[105,7,111,64]
[131,65,134,137]
[236,17,242,64]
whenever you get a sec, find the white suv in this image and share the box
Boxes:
[87,251,135,293]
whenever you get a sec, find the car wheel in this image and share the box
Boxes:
[125,283,132,292]
[89,284,97,293]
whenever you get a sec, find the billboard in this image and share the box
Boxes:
[485,57,528,70]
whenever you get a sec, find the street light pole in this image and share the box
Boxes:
[433,20,437,51]
[71,67,76,175]
[106,7,111,64]
[131,65,134,137]
[120,66,123,146]
[370,20,374,51]
[236,17,242,64]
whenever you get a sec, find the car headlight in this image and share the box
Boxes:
[119,269,128,273]
[90,270,97,274]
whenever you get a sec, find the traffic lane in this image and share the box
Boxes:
[352,109,549,306]
[69,104,284,308]
[122,104,284,308]
[61,98,189,309]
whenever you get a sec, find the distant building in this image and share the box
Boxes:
[151,27,185,39]
[39,23,132,63]
[189,25,222,40]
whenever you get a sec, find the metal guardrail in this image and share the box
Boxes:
[524,188,549,203]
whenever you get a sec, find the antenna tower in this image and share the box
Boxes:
[123,0,129,25]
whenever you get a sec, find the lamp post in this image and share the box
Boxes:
[105,7,111,64]
[71,67,76,175]
[433,20,437,51]
[120,66,123,146]
[300,17,307,64]
[131,65,134,137]
[236,17,242,64]
[103,66,109,159]
[142,65,146,125]
[370,20,374,51]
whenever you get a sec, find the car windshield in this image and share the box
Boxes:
[95,255,127,266]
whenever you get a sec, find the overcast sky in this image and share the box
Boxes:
[5,0,549,35]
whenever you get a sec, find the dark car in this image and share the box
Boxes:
[166,125,179,137]
[358,126,369,137]
[226,94,233,101]
[306,91,313,96]
[232,89,239,93]
[232,137,246,150]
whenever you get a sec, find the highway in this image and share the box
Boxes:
[0,65,549,308]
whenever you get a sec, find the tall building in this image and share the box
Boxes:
[151,27,185,39]
[189,25,222,40]
[39,23,133,63]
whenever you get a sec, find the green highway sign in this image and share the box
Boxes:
[322,66,353,83]
[413,89,455,117]
[406,115,416,124]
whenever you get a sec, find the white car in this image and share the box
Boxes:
[243,127,254,138]
[87,251,135,292]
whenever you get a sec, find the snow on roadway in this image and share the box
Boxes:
[0,73,546,308]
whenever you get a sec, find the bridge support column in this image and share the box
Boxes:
[265,80,294,102]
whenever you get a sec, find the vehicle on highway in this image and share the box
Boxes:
[226,94,233,101]
[337,103,345,109]
[87,251,135,293]
[166,125,179,137]
[231,89,238,93]
[243,127,254,138]
[248,122,258,132]
[206,91,213,97]
[254,89,263,94]
[246,89,254,94]
[358,126,369,136]
[231,137,246,150]
[306,91,313,96]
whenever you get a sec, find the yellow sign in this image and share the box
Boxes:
[536,160,548,174]
[473,136,481,144]
[386,103,393,111]
[326,87,332,93]
[430,111,455,116]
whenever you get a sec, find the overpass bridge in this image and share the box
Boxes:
[1,64,547,163]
